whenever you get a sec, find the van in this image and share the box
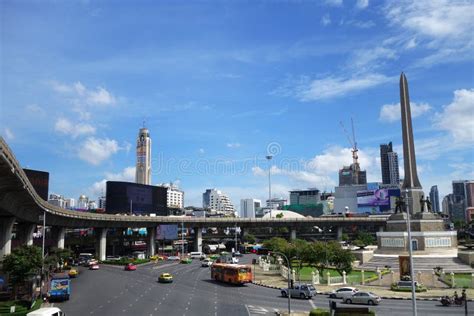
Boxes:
[190,252,204,259]
[27,307,65,316]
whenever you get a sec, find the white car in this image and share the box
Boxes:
[329,287,359,299]
[27,307,65,316]
[201,259,213,267]
[167,256,180,261]
[345,291,381,305]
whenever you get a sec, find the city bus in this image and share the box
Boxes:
[211,263,252,285]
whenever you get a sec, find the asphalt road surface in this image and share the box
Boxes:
[57,255,473,316]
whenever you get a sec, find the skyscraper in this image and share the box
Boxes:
[429,185,440,213]
[240,199,261,218]
[135,127,152,185]
[380,142,400,185]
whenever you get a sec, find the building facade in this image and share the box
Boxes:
[98,196,106,209]
[289,188,321,205]
[48,193,65,208]
[77,195,89,210]
[429,185,440,213]
[240,199,261,218]
[266,197,287,209]
[380,142,400,185]
[135,127,152,185]
[158,183,184,209]
[202,189,235,213]
[339,165,367,186]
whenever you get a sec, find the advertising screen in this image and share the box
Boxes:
[23,168,49,201]
[156,225,178,240]
[357,189,390,207]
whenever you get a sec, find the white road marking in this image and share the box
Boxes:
[309,299,316,309]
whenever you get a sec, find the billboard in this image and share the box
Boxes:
[357,189,390,206]
[156,225,178,240]
[23,168,49,201]
[105,181,167,215]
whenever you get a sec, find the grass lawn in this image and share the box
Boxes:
[444,273,473,288]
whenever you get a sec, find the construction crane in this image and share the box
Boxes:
[339,118,359,170]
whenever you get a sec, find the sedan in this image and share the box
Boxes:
[89,264,100,270]
[124,263,137,271]
[201,259,213,267]
[167,256,180,261]
[158,273,173,283]
[344,291,381,305]
[329,287,358,299]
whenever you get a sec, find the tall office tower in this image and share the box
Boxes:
[135,127,152,185]
[98,196,106,209]
[452,180,474,222]
[289,188,321,205]
[240,199,261,218]
[429,185,440,213]
[380,142,400,185]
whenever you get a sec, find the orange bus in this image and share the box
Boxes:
[211,263,252,285]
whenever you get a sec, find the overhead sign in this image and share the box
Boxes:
[156,225,178,240]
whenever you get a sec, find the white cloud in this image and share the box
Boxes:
[356,0,369,9]
[78,137,119,165]
[49,80,116,106]
[3,127,14,140]
[297,73,392,101]
[25,104,46,116]
[379,102,431,122]
[321,14,331,26]
[349,46,397,72]
[90,166,136,196]
[199,148,205,154]
[54,118,96,138]
[434,88,474,144]
[227,142,241,148]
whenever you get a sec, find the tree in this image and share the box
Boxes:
[276,212,284,219]
[44,247,73,272]
[306,241,338,276]
[2,245,43,299]
[243,233,256,244]
[330,246,355,275]
[263,237,292,267]
[353,231,375,249]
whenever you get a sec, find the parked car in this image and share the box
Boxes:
[27,307,65,316]
[158,273,173,283]
[329,287,358,299]
[281,284,317,299]
[68,268,78,278]
[124,263,137,271]
[344,291,381,305]
[89,264,100,270]
[106,255,121,261]
[201,258,213,267]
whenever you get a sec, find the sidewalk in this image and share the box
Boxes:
[253,263,474,301]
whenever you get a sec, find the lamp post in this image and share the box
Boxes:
[39,211,46,300]
[266,155,273,208]
[271,251,291,314]
[405,189,417,316]
[181,219,185,258]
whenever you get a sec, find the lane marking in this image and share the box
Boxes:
[309,299,316,309]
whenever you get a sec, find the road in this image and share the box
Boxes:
[57,255,473,316]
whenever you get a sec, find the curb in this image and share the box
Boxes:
[251,282,474,302]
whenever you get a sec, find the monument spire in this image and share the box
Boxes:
[399,72,423,214]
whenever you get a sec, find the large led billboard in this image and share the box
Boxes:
[23,168,49,201]
[105,181,167,215]
[357,189,390,206]
[156,225,178,240]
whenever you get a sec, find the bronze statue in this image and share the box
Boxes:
[394,196,405,214]
[420,195,432,213]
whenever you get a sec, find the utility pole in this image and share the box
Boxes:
[266,155,273,208]
[405,189,417,316]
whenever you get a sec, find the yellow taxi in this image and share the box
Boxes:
[158,273,173,283]
[68,268,78,278]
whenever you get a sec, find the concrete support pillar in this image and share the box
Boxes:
[290,228,297,240]
[337,226,343,241]
[0,217,15,259]
[17,223,36,246]
[52,227,66,249]
[147,227,156,257]
[95,228,108,261]
[195,227,202,252]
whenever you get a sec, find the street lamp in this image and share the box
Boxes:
[266,155,273,209]
[39,211,46,300]
[405,189,417,316]
[270,251,291,314]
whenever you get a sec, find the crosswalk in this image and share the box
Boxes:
[245,305,278,315]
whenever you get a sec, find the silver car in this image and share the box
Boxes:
[281,284,317,299]
[344,291,381,305]
[329,287,359,299]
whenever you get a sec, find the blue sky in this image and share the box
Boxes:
[1,0,473,208]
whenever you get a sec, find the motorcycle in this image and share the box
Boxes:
[440,296,465,306]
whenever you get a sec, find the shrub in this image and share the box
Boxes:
[309,308,330,316]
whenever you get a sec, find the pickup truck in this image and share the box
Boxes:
[48,274,70,301]
[281,284,317,299]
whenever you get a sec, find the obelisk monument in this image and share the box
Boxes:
[400,73,423,214]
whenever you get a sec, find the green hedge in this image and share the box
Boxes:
[0,299,42,316]
[101,258,150,266]
[309,308,331,316]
